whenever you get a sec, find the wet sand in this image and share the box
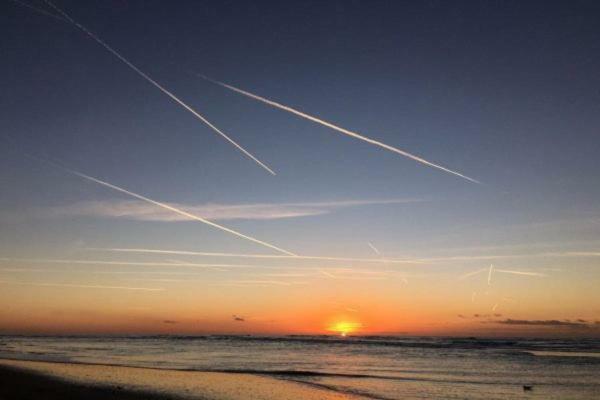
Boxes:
[0,359,364,400]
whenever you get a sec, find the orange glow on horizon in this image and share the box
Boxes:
[327,321,364,336]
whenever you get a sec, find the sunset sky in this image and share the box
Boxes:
[1,0,600,337]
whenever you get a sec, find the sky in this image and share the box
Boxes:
[1,0,600,337]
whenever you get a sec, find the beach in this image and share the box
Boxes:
[2,336,600,399]
[0,359,364,400]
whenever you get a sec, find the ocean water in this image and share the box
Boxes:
[1,335,599,399]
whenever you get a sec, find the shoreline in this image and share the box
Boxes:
[0,359,365,400]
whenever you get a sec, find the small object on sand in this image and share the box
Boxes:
[523,385,533,391]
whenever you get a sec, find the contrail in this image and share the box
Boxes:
[319,269,337,278]
[41,161,295,255]
[0,280,164,291]
[199,75,480,184]
[487,264,494,285]
[457,267,487,281]
[212,280,307,287]
[0,257,267,269]
[495,269,546,277]
[367,242,381,255]
[41,0,275,175]
[9,0,69,23]
[88,247,421,264]
[165,259,228,271]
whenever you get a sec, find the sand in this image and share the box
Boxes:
[0,359,365,400]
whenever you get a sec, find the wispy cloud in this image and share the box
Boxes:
[213,280,308,287]
[89,248,421,264]
[492,319,592,329]
[0,257,264,270]
[494,269,546,277]
[458,268,487,281]
[0,280,164,292]
[419,251,600,263]
[46,198,422,222]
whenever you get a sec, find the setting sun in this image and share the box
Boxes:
[328,321,363,336]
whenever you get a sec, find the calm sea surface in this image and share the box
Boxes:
[1,335,599,399]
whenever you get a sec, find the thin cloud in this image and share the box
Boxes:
[457,268,487,281]
[493,319,591,328]
[495,269,546,277]
[419,251,600,263]
[45,198,423,222]
[232,315,245,322]
[89,248,420,264]
[0,257,266,269]
[163,320,178,324]
[213,280,308,287]
[0,280,164,292]
[458,314,502,319]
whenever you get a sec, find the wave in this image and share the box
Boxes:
[3,335,600,355]
[204,368,559,387]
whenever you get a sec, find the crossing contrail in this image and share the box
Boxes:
[41,161,295,255]
[40,0,275,175]
[199,75,480,184]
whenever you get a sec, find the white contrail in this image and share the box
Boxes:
[88,247,420,264]
[410,251,600,263]
[495,269,546,277]
[457,267,487,281]
[41,0,275,175]
[0,257,265,269]
[212,280,307,287]
[487,264,494,285]
[9,0,69,22]
[49,164,295,255]
[367,242,381,255]
[165,259,228,271]
[0,280,164,291]
[319,270,337,278]
[199,75,480,184]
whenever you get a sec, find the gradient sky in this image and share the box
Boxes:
[1,0,600,337]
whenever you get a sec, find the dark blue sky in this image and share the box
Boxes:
[1,0,599,254]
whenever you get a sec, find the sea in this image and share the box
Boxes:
[1,335,599,399]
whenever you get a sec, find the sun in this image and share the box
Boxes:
[327,321,363,337]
